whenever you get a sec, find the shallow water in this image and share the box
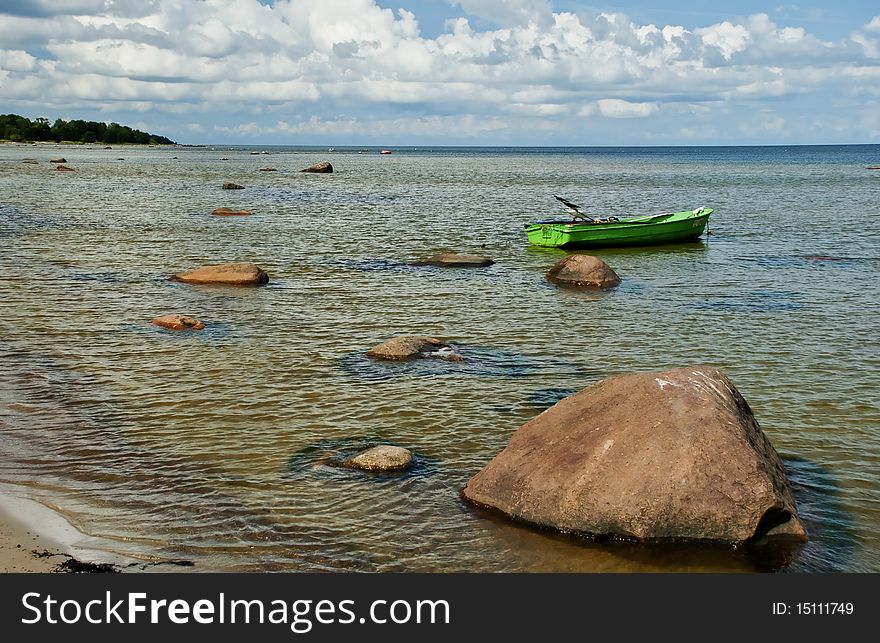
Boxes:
[1,143,878,572]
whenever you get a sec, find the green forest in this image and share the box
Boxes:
[0,113,176,145]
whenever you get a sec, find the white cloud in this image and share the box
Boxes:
[597,98,659,118]
[0,1,878,143]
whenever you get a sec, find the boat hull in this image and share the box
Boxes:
[524,209,712,248]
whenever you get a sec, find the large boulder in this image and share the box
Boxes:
[343,446,413,472]
[367,336,461,361]
[546,254,620,288]
[414,253,494,268]
[301,161,333,173]
[151,315,205,331]
[462,366,807,546]
[172,262,269,286]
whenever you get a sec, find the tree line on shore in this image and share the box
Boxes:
[1,113,176,145]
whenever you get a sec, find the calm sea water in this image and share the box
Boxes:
[1,143,878,572]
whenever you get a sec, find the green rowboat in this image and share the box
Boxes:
[524,207,712,248]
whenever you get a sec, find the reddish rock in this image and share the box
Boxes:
[546,254,620,288]
[151,315,205,331]
[211,208,252,217]
[301,161,333,173]
[462,366,807,546]
[172,262,269,286]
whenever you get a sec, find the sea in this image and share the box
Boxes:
[1,143,878,572]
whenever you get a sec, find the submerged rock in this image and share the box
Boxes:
[222,182,245,189]
[49,157,66,163]
[211,207,252,217]
[22,158,39,164]
[546,254,620,288]
[462,365,807,546]
[55,165,75,172]
[173,262,269,286]
[414,253,494,268]
[343,446,413,472]
[366,336,462,361]
[301,161,333,173]
[151,315,205,331]
[258,167,277,172]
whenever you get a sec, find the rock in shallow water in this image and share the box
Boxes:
[462,365,807,546]
[301,161,333,173]
[343,446,413,472]
[211,207,252,216]
[151,315,205,331]
[222,182,244,189]
[172,262,269,286]
[414,253,493,268]
[546,254,620,288]
[366,336,462,361]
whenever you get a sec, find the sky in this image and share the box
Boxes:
[0,0,878,145]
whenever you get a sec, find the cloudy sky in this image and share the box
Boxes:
[1,0,878,145]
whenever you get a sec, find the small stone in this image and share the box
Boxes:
[258,167,277,172]
[344,446,413,472]
[55,165,74,171]
[211,208,252,216]
[151,315,206,331]
[367,336,455,361]
[301,161,333,173]
[222,182,245,189]
[414,253,494,268]
[173,262,269,286]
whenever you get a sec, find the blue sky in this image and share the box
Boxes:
[1,0,878,145]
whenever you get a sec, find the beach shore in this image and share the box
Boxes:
[0,487,125,573]
[0,500,63,573]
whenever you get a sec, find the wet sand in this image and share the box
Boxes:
[0,488,123,573]
[0,500,62,572]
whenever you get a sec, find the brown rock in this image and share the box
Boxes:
[172,262,269,286]
[301,161,333,173]
[55,165,74,171]
[49,157,66,163]
[258,167,277,172]
[211,208,252,217]
[546,254,620,288]
[366,336,461,361]
[22,158,39,164]
[462,366,807,546]
[222,182,245,189]
[343,446,413,472]
[414,253,494,268]
[151,315,205,331]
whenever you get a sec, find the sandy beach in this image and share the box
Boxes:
[0,501,62,573]
[0,487,124,573]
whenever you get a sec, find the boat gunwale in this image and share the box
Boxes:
[524,209,711,230]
